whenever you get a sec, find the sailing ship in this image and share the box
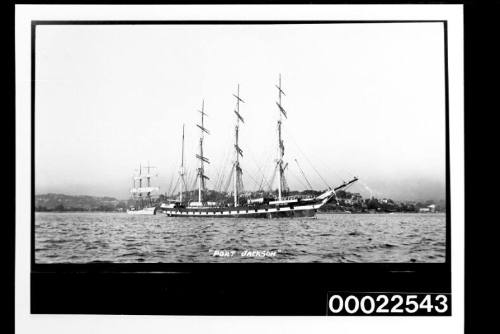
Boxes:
[127,163,160,215]
[157,75,358,218]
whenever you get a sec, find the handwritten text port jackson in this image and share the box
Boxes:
[210,249,280,257]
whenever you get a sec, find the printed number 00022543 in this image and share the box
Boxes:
[327,293,450,316]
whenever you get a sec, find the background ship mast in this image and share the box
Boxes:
[137,164,143,207]
[275,74,288,201]
[130,160,160,210]
[130,164,143,208]
[144,161,156,188]
[195,100,210,203]
[179,124,186,203]
[232,84,245,207]
[143,161,156,206]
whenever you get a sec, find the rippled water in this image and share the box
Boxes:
[35,212,446,263]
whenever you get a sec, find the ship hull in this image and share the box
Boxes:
[127,207,157,215]
[158,202,319,218]
[156,182,359,219]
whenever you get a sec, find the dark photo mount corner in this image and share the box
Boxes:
[30,19,451,316]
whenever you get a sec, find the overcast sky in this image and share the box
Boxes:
[35,22,446,201]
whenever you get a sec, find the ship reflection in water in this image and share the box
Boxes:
[35,212,445,263]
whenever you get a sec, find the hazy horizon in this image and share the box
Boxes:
[35,176,446,203]
[35,23,446,202]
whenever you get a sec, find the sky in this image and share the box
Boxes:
[35,22,446,201]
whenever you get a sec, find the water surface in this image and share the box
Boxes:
[35,212,446,263]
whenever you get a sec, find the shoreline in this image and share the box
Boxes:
[35,210,445,215]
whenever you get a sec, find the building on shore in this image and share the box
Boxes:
[419,204,436,213]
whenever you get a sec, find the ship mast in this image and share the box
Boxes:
[138,163,142,188]
[196,100,210,203]
[143,161,156,206]
[137,164,143,208]
[233,84,245,206]
[275,74,288,201]
[179,124,186,203]
[144,161,156,188]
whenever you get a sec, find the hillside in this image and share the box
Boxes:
[35,193,127,212]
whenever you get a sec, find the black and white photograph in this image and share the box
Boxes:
[34,22,447,264]
[15,3,465,333]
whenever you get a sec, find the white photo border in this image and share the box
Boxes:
[16,4,464,334]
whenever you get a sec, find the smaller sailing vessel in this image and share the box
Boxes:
[127,163,160,215]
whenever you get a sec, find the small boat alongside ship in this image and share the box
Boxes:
[129,75,357,218]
